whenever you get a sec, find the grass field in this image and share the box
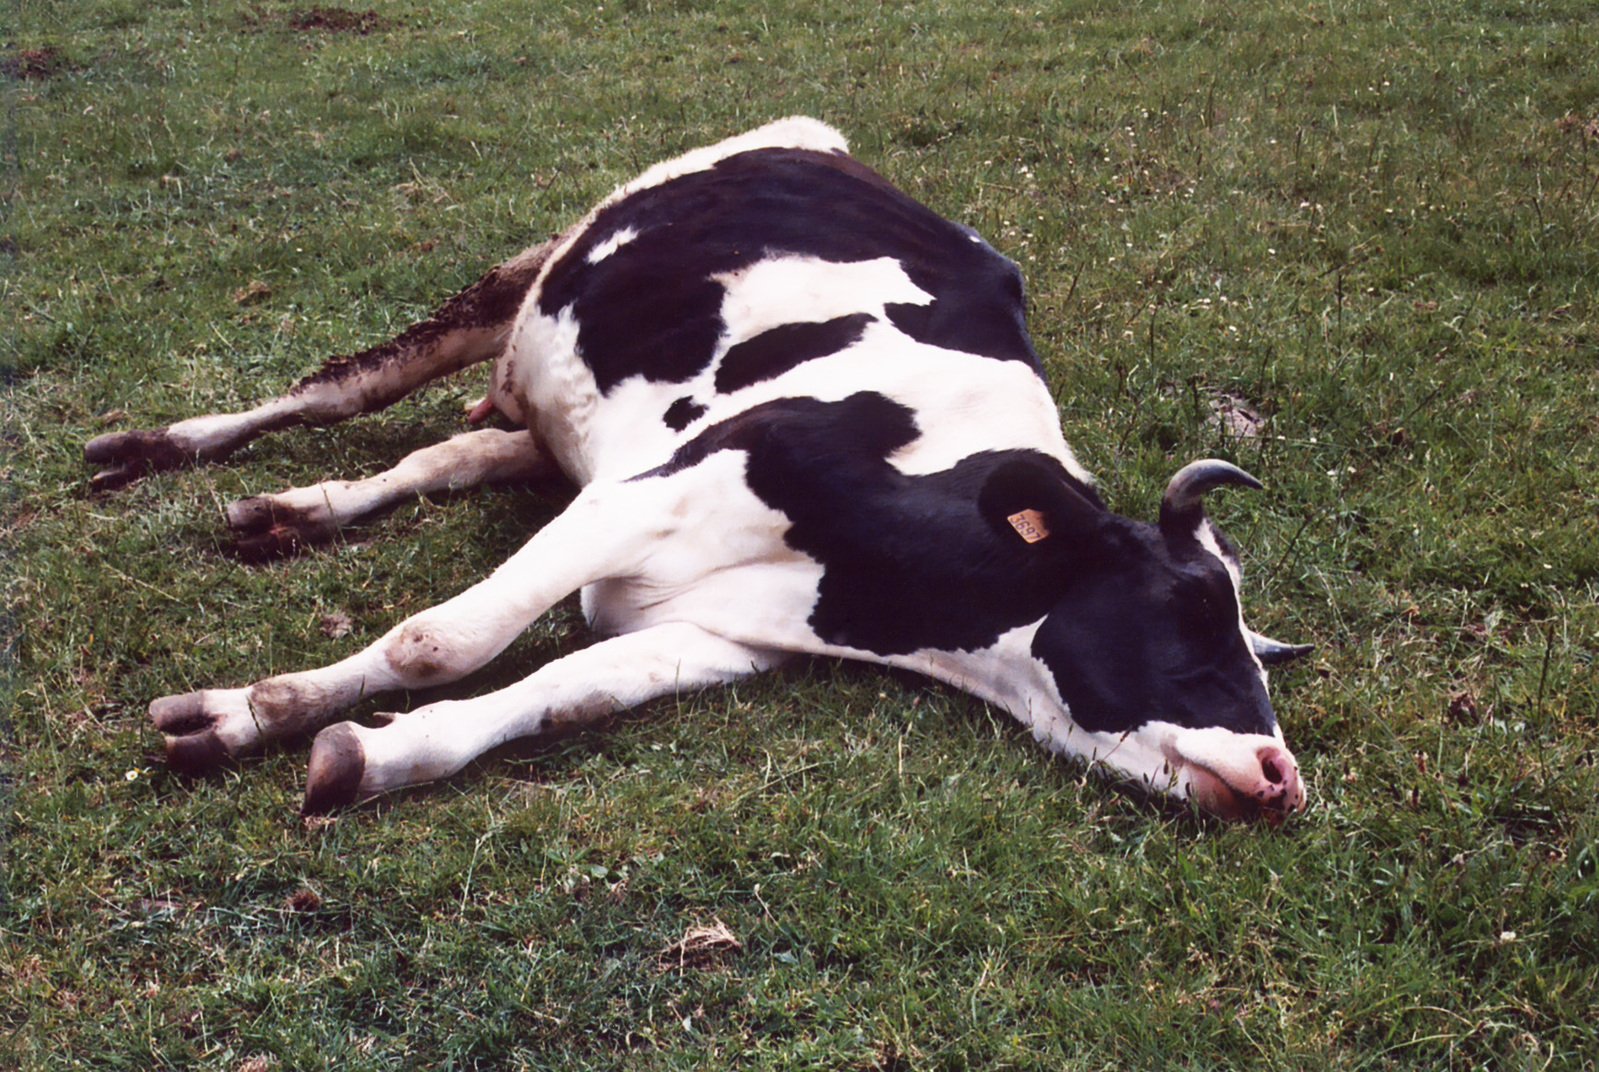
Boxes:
[4,1,1598,1068]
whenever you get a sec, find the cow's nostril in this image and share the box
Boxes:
[1258,747,1289,787]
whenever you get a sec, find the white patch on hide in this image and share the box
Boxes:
[688,329,1089,484]
[712,255,933,348]
[581,450,824,642]
[587,226,640,264]
[509,304,601,483]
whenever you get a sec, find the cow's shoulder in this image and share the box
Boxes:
[638,391,1100,657]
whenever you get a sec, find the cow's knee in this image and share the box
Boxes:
[383,620,466,686]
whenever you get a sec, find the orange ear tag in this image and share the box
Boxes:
[1006,509,1050,544]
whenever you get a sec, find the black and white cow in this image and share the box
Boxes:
[87,118,1312,822]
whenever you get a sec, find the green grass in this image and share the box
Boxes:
[4,0,1598,1068]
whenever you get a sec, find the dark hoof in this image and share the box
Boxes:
[150,691,211,735]
[230,525,316,563]
[225,496,278,532]
[303,723,365,816]
[85,429,196,492]
[89,464,142,494]
[152,692,241,774]
[226,497,335,562]
[164,728,232,775]
[84,429,146,465]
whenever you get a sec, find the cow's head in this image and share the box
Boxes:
[981,457,1312,822]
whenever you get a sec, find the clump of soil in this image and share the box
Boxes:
[3,47,68,81]
[286,7,389,34]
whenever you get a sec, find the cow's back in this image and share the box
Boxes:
[498,119,1074,486]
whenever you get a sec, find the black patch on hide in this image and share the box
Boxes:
[537,148,1040,396]
[714,313,874,394]
[663,397,707,431]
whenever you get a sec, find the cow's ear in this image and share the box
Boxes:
[977,456,1105,549]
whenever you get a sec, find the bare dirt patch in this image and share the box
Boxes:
[240,6,393,36]
[1206,392,1267,439]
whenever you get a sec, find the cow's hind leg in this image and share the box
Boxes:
[86,239,558,491]
[224,427,553,560]
[303,623,784,813]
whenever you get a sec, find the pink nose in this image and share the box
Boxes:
[1185,743,1306,823]
[1253,743,1305,819]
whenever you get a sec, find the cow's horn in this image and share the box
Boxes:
[1160,459,1262,532]
[1249,631,1314,666]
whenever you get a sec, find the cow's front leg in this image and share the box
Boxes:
[301,623,784,813]
[224,427,552,559]
[150,589,547,773]
[151,480,671,772]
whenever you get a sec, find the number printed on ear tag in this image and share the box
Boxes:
[1006,509,1050,543]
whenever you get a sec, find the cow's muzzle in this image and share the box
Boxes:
[1168,738,1307,825]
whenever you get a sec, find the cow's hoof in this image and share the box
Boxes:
[150,690,214,734]
[152,692,236,774]
[302,722,366,815]
[227,496,336,562]
[224,495,278,532]
[164,728,231,774]
[151,689,259,773]
[89,463,142,494]
[231,525,315,563]
[85,429,194,492]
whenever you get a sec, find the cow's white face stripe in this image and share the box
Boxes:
[898,627,1282,809]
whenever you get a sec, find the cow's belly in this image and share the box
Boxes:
[502,320,1087,488]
